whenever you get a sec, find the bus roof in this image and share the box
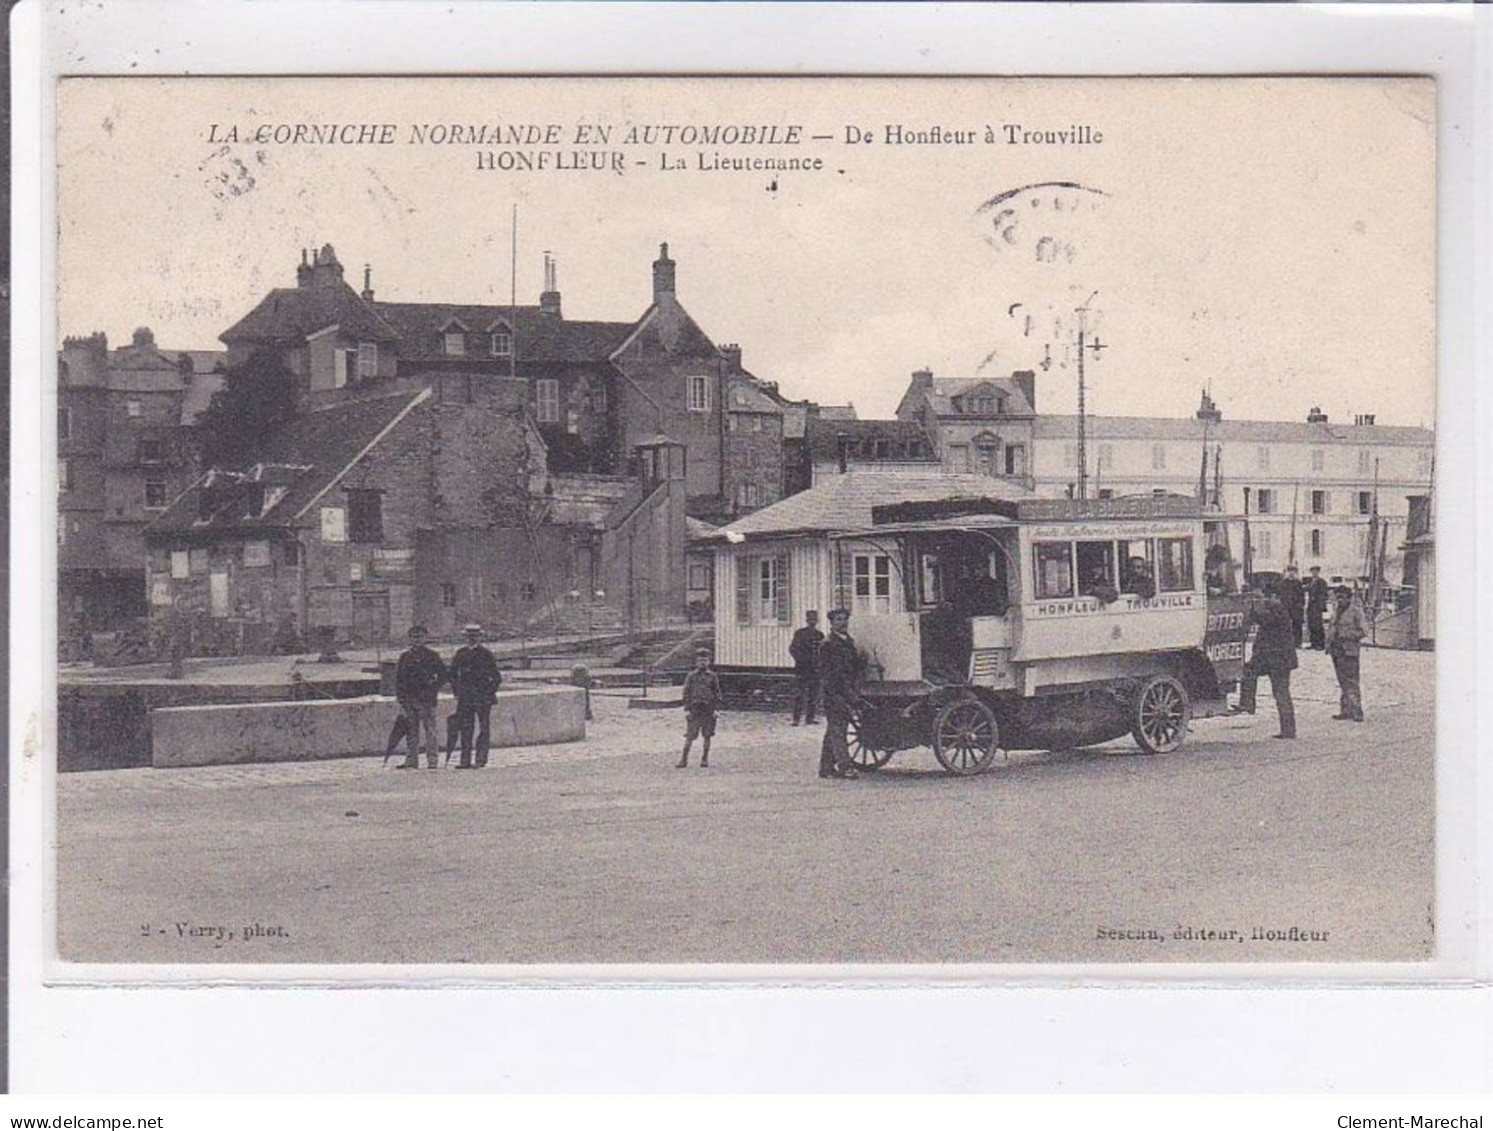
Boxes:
[872,493,1202,527]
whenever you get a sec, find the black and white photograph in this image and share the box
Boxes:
[50,74,1438,968]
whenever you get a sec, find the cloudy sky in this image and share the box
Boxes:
[58,76,1435,426]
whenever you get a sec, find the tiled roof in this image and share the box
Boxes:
[816,404,858,421]
[372,303,636,363]
[1032,414,1433,447]
[779,403,810,440]
[221,280,402,345]
[725,380,783,415]
[921,376,1035,417]
[145,389,427,536]
[805,418,937,463]
[686,516,719,543]
[709,471,1034,542]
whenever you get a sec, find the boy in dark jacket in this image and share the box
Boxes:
[677,649,722,769]
[394,624,448,769]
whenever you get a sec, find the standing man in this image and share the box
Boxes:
[817,608,864,780]
[394,624,447,770]
[1305,565,1330,650]
[449,623,503,768]
[1279,564,1306,648]
[788,610,825,727]
[1234,581,1298,740]
[1326,586,1367,722]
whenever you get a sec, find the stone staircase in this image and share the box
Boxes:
[525,600,628,636]
[622,627,713,673]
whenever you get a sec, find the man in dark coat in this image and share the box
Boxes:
[1325,586,1367,722]
[1234,583,1298,739]
[394,624,448,769]
[1305,565,1330,649]
[449,623,503,768]
[787,610,825,727]
[817,608,864,780]
[1278,565,1306,648]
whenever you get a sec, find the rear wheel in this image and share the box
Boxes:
[846,711,893,771]
[1131,674,1190,754]
[932,696,1001,776]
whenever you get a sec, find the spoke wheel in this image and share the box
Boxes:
[932,697,1000,776]
[847,712,893,771]
[1131,674,1191,754]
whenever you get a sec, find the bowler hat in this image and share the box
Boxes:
[463,623,483,634]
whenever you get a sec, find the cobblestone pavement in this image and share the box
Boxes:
[56,647,1434,966]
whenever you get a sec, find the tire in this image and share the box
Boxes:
[932,696,1001,776]
[847,711,894,771]
[1131,674,1191,754]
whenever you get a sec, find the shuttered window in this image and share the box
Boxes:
[736,554,790,625]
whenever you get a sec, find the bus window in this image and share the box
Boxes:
[1076,540,1118,601]
[919,552,944,606]
[1157,537,1195,593]
[1034,542,1074,599]
[1118,539,1157,599]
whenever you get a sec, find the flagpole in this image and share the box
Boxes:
[510,203,518,382]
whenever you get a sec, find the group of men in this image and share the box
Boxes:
[389,623,504,769]
[1237,569,1368,739]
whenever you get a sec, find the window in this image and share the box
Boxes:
[1309,529,1324,558]
[1076,541,1117,597]
[1118,539,1156,597]
[974,442,997,477]
[736,483,761,509]
[520,581,537,602]
[1256,488,1274,515]
[1356,529,1370,559]
[144,477,168,509]
[1416,447,1432,475]
[1005,444,1026,477]
[688,562,712,592]
[974,395,995,414]
[441,582,457,608]
[1034,542,1075,600]
[1157,537,1195,593]
[138,438,164,463]
[593,384,607,415]
[283,542,301,567]
[1150,444,1167,471]
[1311,489,1329,515]
[171,550,190,579]
[320,506,347,543]
[347,489,383,543]
[1097,488,1115,500]
[58,458,72,492]
[688,375,711,412]
[759,556,785,622]
[490,330,512,358]
[752,415,763,433]
[919,553,945,606]
[1357,448,1373,475]
[1063,443,1076,469]
[188,548,209,575]
[1357,491,1373,516]
[949,444,970,473]
[1097,444,1114,471]
[444,331,465,356]
[126,399,141,418]
[536,379,560,424]
[1257,529,1273,559]
[1311,448,1325,472]
[59,406,71,442]
[726,416,738,433]
[1257,445,1270,471]
[57,514,65,547]
[853,554,892,615]
[357,341,378,380]
[734,554,790,625]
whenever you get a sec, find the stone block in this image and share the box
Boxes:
[150,686,586,768]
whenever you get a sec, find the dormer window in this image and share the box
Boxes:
[490,330,512,358]
[974,395,995,414]
[444,331,466,357]
[356,341,378,379]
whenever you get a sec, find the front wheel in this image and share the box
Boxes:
[932,696,1001,776]
[846,711,894,771]
[1131,674,1190,754]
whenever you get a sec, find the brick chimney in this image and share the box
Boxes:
[539,252,562,318]
[309,243,344,289]
[720,343,742,371]
[1195,388,1222,424]
[1012,369,1037,414]
[1307,406,1329,424]
[361,264,375,302]
[652,242,676,302]
[296,248,312,288]
[132,326,155,349]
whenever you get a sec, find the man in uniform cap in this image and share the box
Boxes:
[817,608,864,779]
[1325,586,1367,722]
[393,625,447,769]
[449,624,503,768]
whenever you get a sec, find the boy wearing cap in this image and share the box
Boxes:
[449,623,503,768]
[677,648,721,769]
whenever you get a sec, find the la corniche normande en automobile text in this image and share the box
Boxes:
[203,120,1104,177]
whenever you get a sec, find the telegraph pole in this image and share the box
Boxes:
[1074,293,1105,501]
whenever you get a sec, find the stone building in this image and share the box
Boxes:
[799,417,940,488]
[142,372,689,653]
[894,367,1038,483]
[1029,393,1435,586]
[57,328,224,643]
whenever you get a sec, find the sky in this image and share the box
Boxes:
[58,76,1436,427]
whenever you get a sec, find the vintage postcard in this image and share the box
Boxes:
[52,74,1437,968]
